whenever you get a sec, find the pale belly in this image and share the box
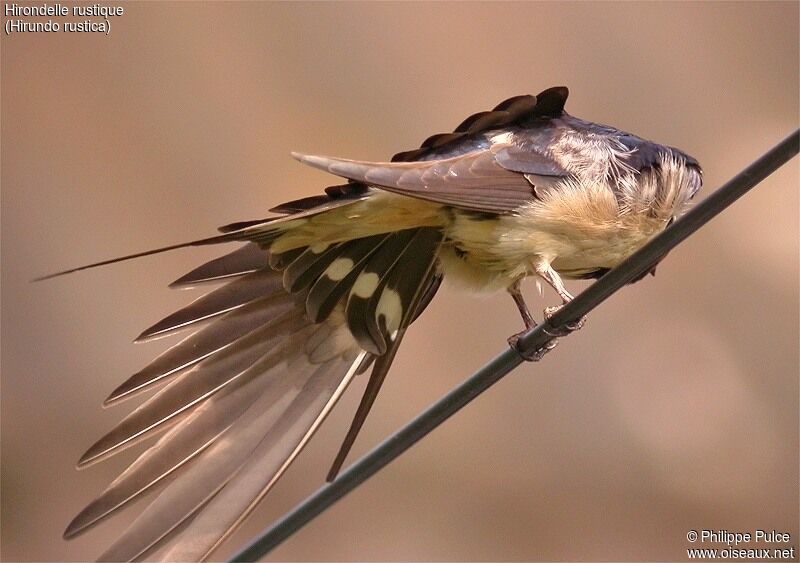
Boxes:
[441,206,668,290]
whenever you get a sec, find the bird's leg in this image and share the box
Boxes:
[506,278,558,361]
[508,278,536,330]
[535,263,586,335]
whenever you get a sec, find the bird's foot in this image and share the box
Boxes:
[508,331,558,362]
[543,305,587,336]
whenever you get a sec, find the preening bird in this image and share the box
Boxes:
[44,86,702,560]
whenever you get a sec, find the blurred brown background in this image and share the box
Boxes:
[2,2,798,561]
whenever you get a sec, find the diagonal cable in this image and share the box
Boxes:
[230,129,799,562]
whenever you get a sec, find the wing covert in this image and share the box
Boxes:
[293,149,540,213]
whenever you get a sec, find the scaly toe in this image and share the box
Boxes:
[508,332,558,362]
[543,305,561,321]
[543,306,587,336]
[565,315,587,331]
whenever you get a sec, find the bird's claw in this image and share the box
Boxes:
[508,332,558,362]
[543,305,587,336]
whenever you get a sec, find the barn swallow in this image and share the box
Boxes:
[44,86,702,560]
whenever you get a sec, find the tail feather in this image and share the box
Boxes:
[327,230,443,477]
[348,228,443,355]
[32,234,238,282]
[326,332,402,482]
[345,229,418,354]
[280,227,444,355]
[34,197,361,283]
[305,234,389,323]
[282,243,345,294]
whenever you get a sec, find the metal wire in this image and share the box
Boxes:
[229,129,799,562]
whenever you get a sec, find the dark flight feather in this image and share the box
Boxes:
[169,243,269,288]
[327,229,443,479]
[305,234,388,323]
[282,243,345,294]
[78,308,307,468]
[106,293,296,406]
[268,246,305,270]
[269,182,370,214]
[345,229,419,354]
[98,346,366,561]
[391,87,566,162]
[136,269,284,342]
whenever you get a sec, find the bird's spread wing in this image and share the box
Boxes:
[65,227,443,560]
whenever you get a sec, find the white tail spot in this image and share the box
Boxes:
[376,287,403,335]
[325,258,354,281]
[351,272,380,298]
